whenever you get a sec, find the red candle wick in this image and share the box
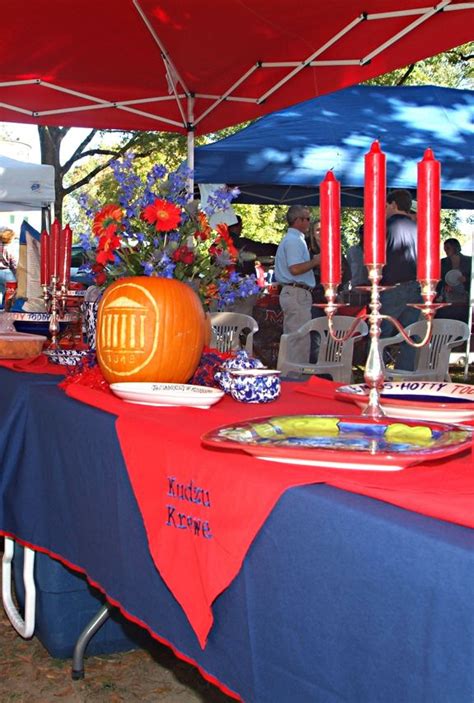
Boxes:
[423,147,435,160]
[369,140,382,154]
[323,170,337,182]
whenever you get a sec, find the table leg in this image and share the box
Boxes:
[71,602,112,679]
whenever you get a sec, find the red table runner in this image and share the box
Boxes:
[64,377,473,648]
[0,354,65,375]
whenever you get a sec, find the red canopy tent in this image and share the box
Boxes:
[1,0,473,140]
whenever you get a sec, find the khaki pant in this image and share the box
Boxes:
[279,286,312,363]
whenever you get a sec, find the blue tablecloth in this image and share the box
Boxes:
[1,368,473,702]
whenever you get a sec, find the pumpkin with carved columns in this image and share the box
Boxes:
[96,277,208,384]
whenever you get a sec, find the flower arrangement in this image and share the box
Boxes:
[78,153,259,309]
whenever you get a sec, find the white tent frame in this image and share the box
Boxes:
[1,0,473,189]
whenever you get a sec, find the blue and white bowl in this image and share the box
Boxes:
[82,299,101,351]
[229,368,281,404]
[215,350,265,393]
[44,348,94,367]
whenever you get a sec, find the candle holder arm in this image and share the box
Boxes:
[381,315,433,348]
[326,311,368,344]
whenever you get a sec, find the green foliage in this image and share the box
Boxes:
[64,44,473,246]
[364,43,473,88]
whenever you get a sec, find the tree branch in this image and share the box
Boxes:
[62,130,98,173]
[396,64,416,85]
[62,131,146,174]
[62,141,156,196]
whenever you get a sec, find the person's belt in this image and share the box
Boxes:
[279,282,314,292]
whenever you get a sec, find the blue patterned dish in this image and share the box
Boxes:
[44,348,93,367]
[215,350,265,393]
[229,368,281,403]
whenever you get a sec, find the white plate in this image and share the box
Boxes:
[445,269,463,286]
[110,382,225,409]
[336,381,474,423]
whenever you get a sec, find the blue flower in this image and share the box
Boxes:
[76,152,259,310]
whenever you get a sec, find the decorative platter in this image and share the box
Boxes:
[336,382,474,423]
[110,382,225,409]
[201,414,472,471]
[8,312,73,337]
[6,312,75,322]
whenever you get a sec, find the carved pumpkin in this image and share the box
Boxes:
[96,277,207,384]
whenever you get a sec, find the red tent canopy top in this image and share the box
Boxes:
[0,0,473,135]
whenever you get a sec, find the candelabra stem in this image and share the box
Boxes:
[48,276,61,348]
[362,264,385,419]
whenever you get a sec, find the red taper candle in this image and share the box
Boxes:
[417,148,441,281]
[59,224,73,286]
[363,140,386,266]
[40,230,50,286]
[319,170,341,286]
[49,219,61,280]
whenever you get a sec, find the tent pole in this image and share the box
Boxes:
[187,95,195,197]
[462,237,474,381]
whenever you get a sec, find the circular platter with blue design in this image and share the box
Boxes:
[201,414,472,471]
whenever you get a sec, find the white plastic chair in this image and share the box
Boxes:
[277,316,368,382]
[209,312,259,354]
[379,318,470,382]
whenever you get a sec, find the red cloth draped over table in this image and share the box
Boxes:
[0,355,65,375]
[64,377,473,648]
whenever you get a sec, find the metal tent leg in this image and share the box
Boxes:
[71,602,112,680]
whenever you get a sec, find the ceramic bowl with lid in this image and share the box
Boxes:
[229,368,281,403]
[214,349,265,393]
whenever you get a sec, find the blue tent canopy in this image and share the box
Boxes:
[194,85,474,209]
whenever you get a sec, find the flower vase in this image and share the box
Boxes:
[82,286,103,351]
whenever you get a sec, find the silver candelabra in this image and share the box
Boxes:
[42,279,71,348]
[321,267,447,418]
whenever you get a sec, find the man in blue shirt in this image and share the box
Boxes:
[275,205,320,362]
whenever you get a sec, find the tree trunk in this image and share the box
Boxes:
[38,125,67,223]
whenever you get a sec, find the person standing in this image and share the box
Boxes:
[347,225,369,288]
[275,205,319,363]
[225,215,277,315]
[435,237,472,323]
[306,218,326,362]
[380,189,422,370]
[0,226,18,307]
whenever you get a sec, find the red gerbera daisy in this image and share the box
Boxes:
[142,198,181,232]
[92,204,123,237]
[96,232,122,265]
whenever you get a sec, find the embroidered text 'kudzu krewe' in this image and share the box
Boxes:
[165,476,213,539]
